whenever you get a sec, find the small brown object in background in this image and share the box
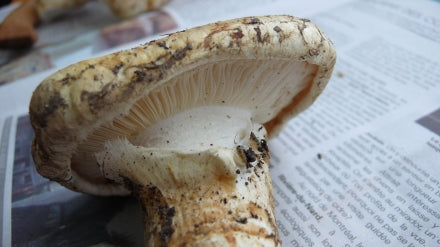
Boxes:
[35,0,89,21]
[0,0,39,48]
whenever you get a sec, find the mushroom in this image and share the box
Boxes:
[29,15,335,246]
[102,0,169,18]
[36,0,169,19]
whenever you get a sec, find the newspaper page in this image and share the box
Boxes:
[1,0,439,246]
[267,0,440,246]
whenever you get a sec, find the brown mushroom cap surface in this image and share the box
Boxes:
[29,15,336,195]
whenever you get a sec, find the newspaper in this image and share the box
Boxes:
[1,0,439,246]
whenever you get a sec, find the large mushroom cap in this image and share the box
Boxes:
[29,15,336,195]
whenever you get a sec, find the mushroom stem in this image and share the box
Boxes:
[136,159,279,246]
[96,130,280,246]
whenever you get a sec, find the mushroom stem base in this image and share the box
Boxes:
[134,160,281,247]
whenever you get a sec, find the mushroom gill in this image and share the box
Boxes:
[72,59,316,183]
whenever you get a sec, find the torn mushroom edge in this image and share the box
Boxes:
[29,15,336,195]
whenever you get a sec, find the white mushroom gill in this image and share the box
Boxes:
[82,59,315,153]
[130,106,256,150]
[73,58,315,188]
[94,104,268,192]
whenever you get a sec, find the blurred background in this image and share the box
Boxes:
[0,0,179,85]
[0,0,348,86]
